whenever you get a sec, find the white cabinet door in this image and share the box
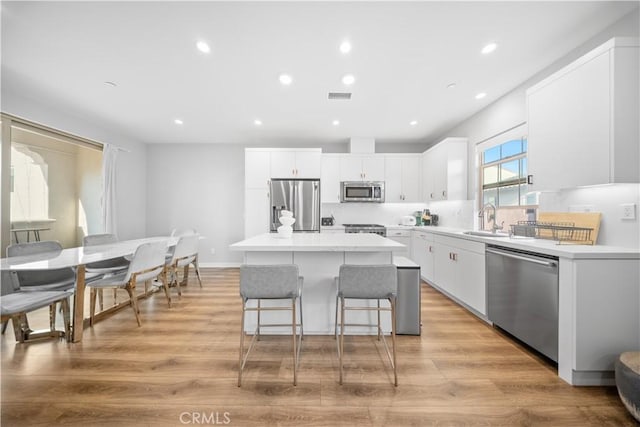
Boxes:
[321,155,341,203]
[244,188,270,238]
[295,151,322,178]
[422,152,432,202]
[384,157,404,202]
[270,151,297,179]
[423,138,467,201]
[527,50,610,191]
[434,242,456,296]
[412,231,434,282]
[362,156,385,181]
[431,144,448,200]
[340,156,365,181]
[457,249,486,315]
[401,157,421,202]
[385,156,421,202]
[245,150,271,188]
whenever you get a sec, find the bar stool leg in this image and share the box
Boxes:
[339,296,345,385]
[377,299,381,341]
[238,300,246,387]
[292,297,297,386]
[256,299,261,341]
[391,296,398,387]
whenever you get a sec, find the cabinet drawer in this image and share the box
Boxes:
[412,230,434,241]
[434,234,485,255]
[387,229,411,238]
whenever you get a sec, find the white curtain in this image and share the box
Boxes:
[102,143,118,235]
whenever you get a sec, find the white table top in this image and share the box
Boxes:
[230,232,405,252]
[0,237,176,270]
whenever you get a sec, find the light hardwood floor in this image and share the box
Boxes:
[1,268,634,426]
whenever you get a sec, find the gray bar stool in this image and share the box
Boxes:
[238,264,304,386]
[335,264,398,386]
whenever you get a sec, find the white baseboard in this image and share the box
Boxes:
[199,262,241,268]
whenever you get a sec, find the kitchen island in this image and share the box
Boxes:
[229,233,405,334]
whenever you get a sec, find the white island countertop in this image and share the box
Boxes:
[230,232,405,252]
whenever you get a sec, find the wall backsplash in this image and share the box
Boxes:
[426,200,474,229]
[321,203,427,226]
[538,183,640,248]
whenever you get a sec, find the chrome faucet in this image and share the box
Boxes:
[479,202,504,233]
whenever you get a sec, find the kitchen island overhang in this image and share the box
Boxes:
[230,233,405,334]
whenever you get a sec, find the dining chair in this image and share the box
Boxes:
[86,241,167,327]
[1,270,73,343]
[3,241,77,336]
[83,233,131,310]
[335,264,398,386]
[158,234,202,307]
[169,229,202,288]
[238,264,304,386]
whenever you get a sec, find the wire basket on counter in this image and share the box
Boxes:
[509,221,595,245]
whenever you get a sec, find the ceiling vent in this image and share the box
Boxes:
[328,92,352,100]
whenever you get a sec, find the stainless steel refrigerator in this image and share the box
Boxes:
[270,179,320,232]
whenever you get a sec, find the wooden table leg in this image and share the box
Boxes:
[72,264,86,342]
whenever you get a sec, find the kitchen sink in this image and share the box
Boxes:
[463,230,510,238]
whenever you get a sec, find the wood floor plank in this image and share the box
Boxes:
[0,269,630,426]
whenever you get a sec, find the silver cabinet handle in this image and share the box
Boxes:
[486,248,557,268]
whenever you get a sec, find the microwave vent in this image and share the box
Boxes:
[328,92,352,100]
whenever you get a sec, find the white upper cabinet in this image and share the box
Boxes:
[245,149,271,189]
[339,155,385,182]
[423,137,468,201]
[385,155,421,202]
[321,154,341,203]
[270,149,322,179]
[526,38,639,191]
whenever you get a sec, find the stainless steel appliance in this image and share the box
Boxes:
[340,181,385,203]
[343,224,386,237]
[486,245,559,362]
[270,179,320,232]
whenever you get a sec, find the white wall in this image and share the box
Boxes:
[145,144,245,266]
[1,89,148,240]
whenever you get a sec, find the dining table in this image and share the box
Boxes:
[0,236,177,342]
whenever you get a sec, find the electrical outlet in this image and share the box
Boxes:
[621,203,636,220]
[210,248,216,255]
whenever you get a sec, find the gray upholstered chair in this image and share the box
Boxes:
[86,241,167,327]
[3,241,76,336]
[159,234,201,307]
[335,264,398,386]
[170,229,202,287]
[238,264,304,386]
[1,270,72,343]
[6,241,76,292]
[83,233,131,310]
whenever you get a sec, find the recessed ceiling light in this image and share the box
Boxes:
[104,81,117,87]
[475,92,487,100]
[174,119,183,125]
[339,40,352,54]
[196,40,211,54]
[342,74,355,85]
[481,42,498,54]
[410,120,418,126]
[279,74,293,85]
[447,83,456,89]
[254,119,262,126]
[332,120,340,126]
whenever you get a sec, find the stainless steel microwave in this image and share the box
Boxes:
[340,181,385,203]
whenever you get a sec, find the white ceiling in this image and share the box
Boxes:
[2,1,637,146]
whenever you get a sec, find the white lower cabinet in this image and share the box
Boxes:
[411,230,434,283]
[386,228,411,259]
[427,233,487,316]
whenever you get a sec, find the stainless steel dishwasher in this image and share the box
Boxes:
[486,245,559,362]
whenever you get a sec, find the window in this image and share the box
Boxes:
[481,137,537,207]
